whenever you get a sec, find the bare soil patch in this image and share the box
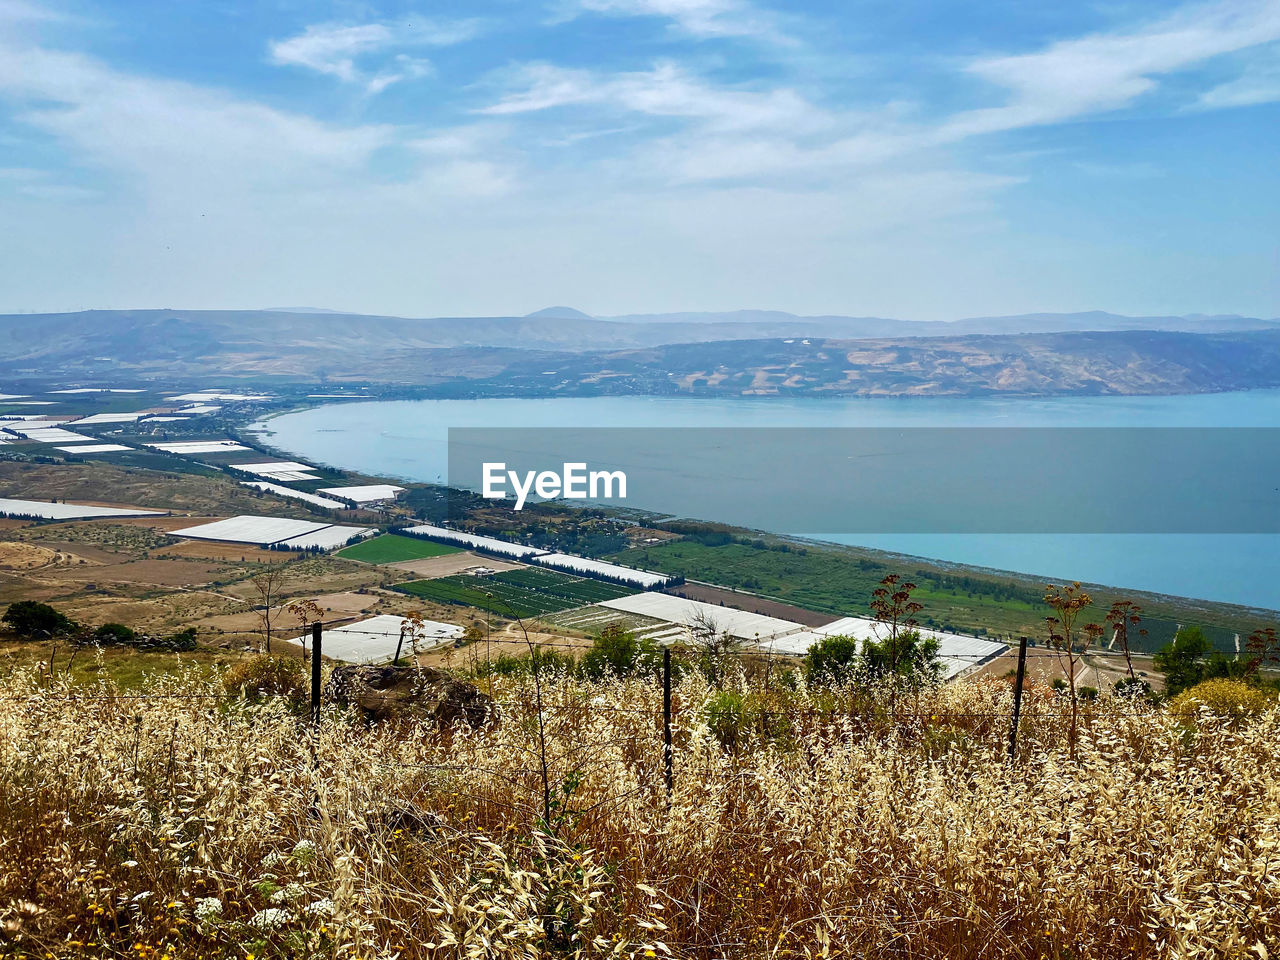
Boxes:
[154,539,293,563]
[0,542,63,570]
[383,551,524,578]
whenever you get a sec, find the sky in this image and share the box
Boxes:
[0,0,1277,321]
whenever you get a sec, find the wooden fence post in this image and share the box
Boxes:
[311,621,323,725]
[1007,636,1028,762]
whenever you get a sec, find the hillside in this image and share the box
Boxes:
[4,310,1280,396]
[433,329,1280,398]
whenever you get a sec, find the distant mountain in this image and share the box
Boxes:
[262,306,346,314]
[457,329,1280,399]
[525,306,596,320]
[2,308,1279,397]
[600,309,1280,337]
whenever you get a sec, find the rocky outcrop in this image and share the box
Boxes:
[325,664,494,727]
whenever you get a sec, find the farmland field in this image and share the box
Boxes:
[395,569,633,618]
[336,533,462,564]
[608,539,1264,649]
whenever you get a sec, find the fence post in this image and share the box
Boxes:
[663,648,674,794]
[311,621,323,725]
[1007,636,1028,762]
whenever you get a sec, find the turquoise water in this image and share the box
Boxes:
[253,391,1280,610]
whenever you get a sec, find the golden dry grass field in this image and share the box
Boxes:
[0,669,1277,960]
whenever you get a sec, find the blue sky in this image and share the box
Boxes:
[0,0,1277,320]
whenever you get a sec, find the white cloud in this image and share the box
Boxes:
[942,0,1280,139]
[1196,48,1280,106]
[269,17,480,93]
[560,0,785,41]
[482,61,828,134]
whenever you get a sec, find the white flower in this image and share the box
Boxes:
[261,851,284,869]
[270,883,305,904]
[305,898,335,917]
[291,840,317,862]
[194,897,223,921]
[249,907,290,929]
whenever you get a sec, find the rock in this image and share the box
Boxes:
[325,664,494,727]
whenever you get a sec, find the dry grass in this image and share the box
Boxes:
[0,666,1277,959]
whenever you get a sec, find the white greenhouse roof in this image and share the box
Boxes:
[0,497,167,520]
[7,427,95,443]
[171,515,371,548]
[535,553,671,588]
[285,614,461,664]
[72,412,148,424]
[597,592,807,642]
[317,484,405,504]
[56,443,133,453]
[758,616,1009,680]
[277,525,375,551]
[404,524,547,559]
[241,481,348,509]
[147,440,250,454]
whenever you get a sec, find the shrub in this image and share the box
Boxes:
[1168,678,1275,725]
[702,689,793,752]
[2,600,77,638]
[478,647,576,678]
[579,625,660,680]
[223,655,307,706]
[805,634,860,685]
[93,623,139,646]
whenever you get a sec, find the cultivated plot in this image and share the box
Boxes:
[403,524,546,560]
[336,534,462,565]
[534,553,671,588]
[396,568,634,619]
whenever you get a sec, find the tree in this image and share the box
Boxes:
[2,601,76,639]
[580,624,658,680]
[248,569,289,654]
[285,598,322,660]
[1104,599,1146,680]
[1043,582,1100,760]
[1153,626,1246,696]
[805,634,861,685]
[687,610,742,690]
[861,629,941,689]
[1244,626,1279,676]
[869,574,924,678]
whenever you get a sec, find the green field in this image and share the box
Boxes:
[395,568,633,618]
[608,539,1268,649]
[336,534,462,564]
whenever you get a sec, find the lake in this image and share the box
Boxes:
[252,391,1280,611]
